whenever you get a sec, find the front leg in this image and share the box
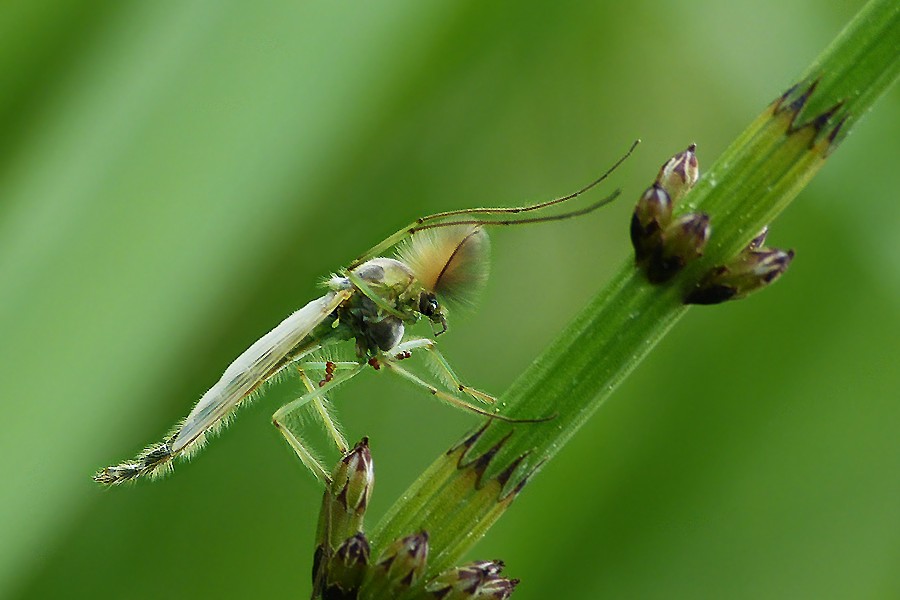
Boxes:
[389,337,496,405]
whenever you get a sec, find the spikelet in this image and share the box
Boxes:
[396,225,490,308]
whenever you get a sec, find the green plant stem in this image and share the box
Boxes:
[372,0,900,576]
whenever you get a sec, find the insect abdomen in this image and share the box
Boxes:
[93,442,174,485]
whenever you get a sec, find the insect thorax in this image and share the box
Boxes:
[330,258,423,355]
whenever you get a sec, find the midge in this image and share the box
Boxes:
[94,141,638,485]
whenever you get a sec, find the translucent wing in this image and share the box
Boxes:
[172,289,352,453]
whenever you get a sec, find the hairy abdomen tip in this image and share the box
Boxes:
[93,443,173,485]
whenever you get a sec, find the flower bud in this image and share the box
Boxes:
[332,438,374,517]
[633,144,706,282]
[369,532,429,594]
[316,438,374,554]
[656,143,699,203]
[736,248,794,286]
[426,560,518,599]
[686,247,794,305]
[320,533,370,598]
[646,213,711,283]
[630,184,672,262]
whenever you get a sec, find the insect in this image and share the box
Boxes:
[94,141,638,485]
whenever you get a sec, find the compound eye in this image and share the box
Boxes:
[419,292,439,317]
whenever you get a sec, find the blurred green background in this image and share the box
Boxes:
[1,1,897,598]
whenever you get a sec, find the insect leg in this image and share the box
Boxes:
[343,269,408,319]
[272,362,366,482]
[273,421,330,483]
[382,359,549,424]
[385,360,554,423]
[390,338,496,405]
[348,140,639,268]
[295,363,359,454]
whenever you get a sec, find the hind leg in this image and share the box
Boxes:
[296,361,361,454]
[272,362,366,483]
